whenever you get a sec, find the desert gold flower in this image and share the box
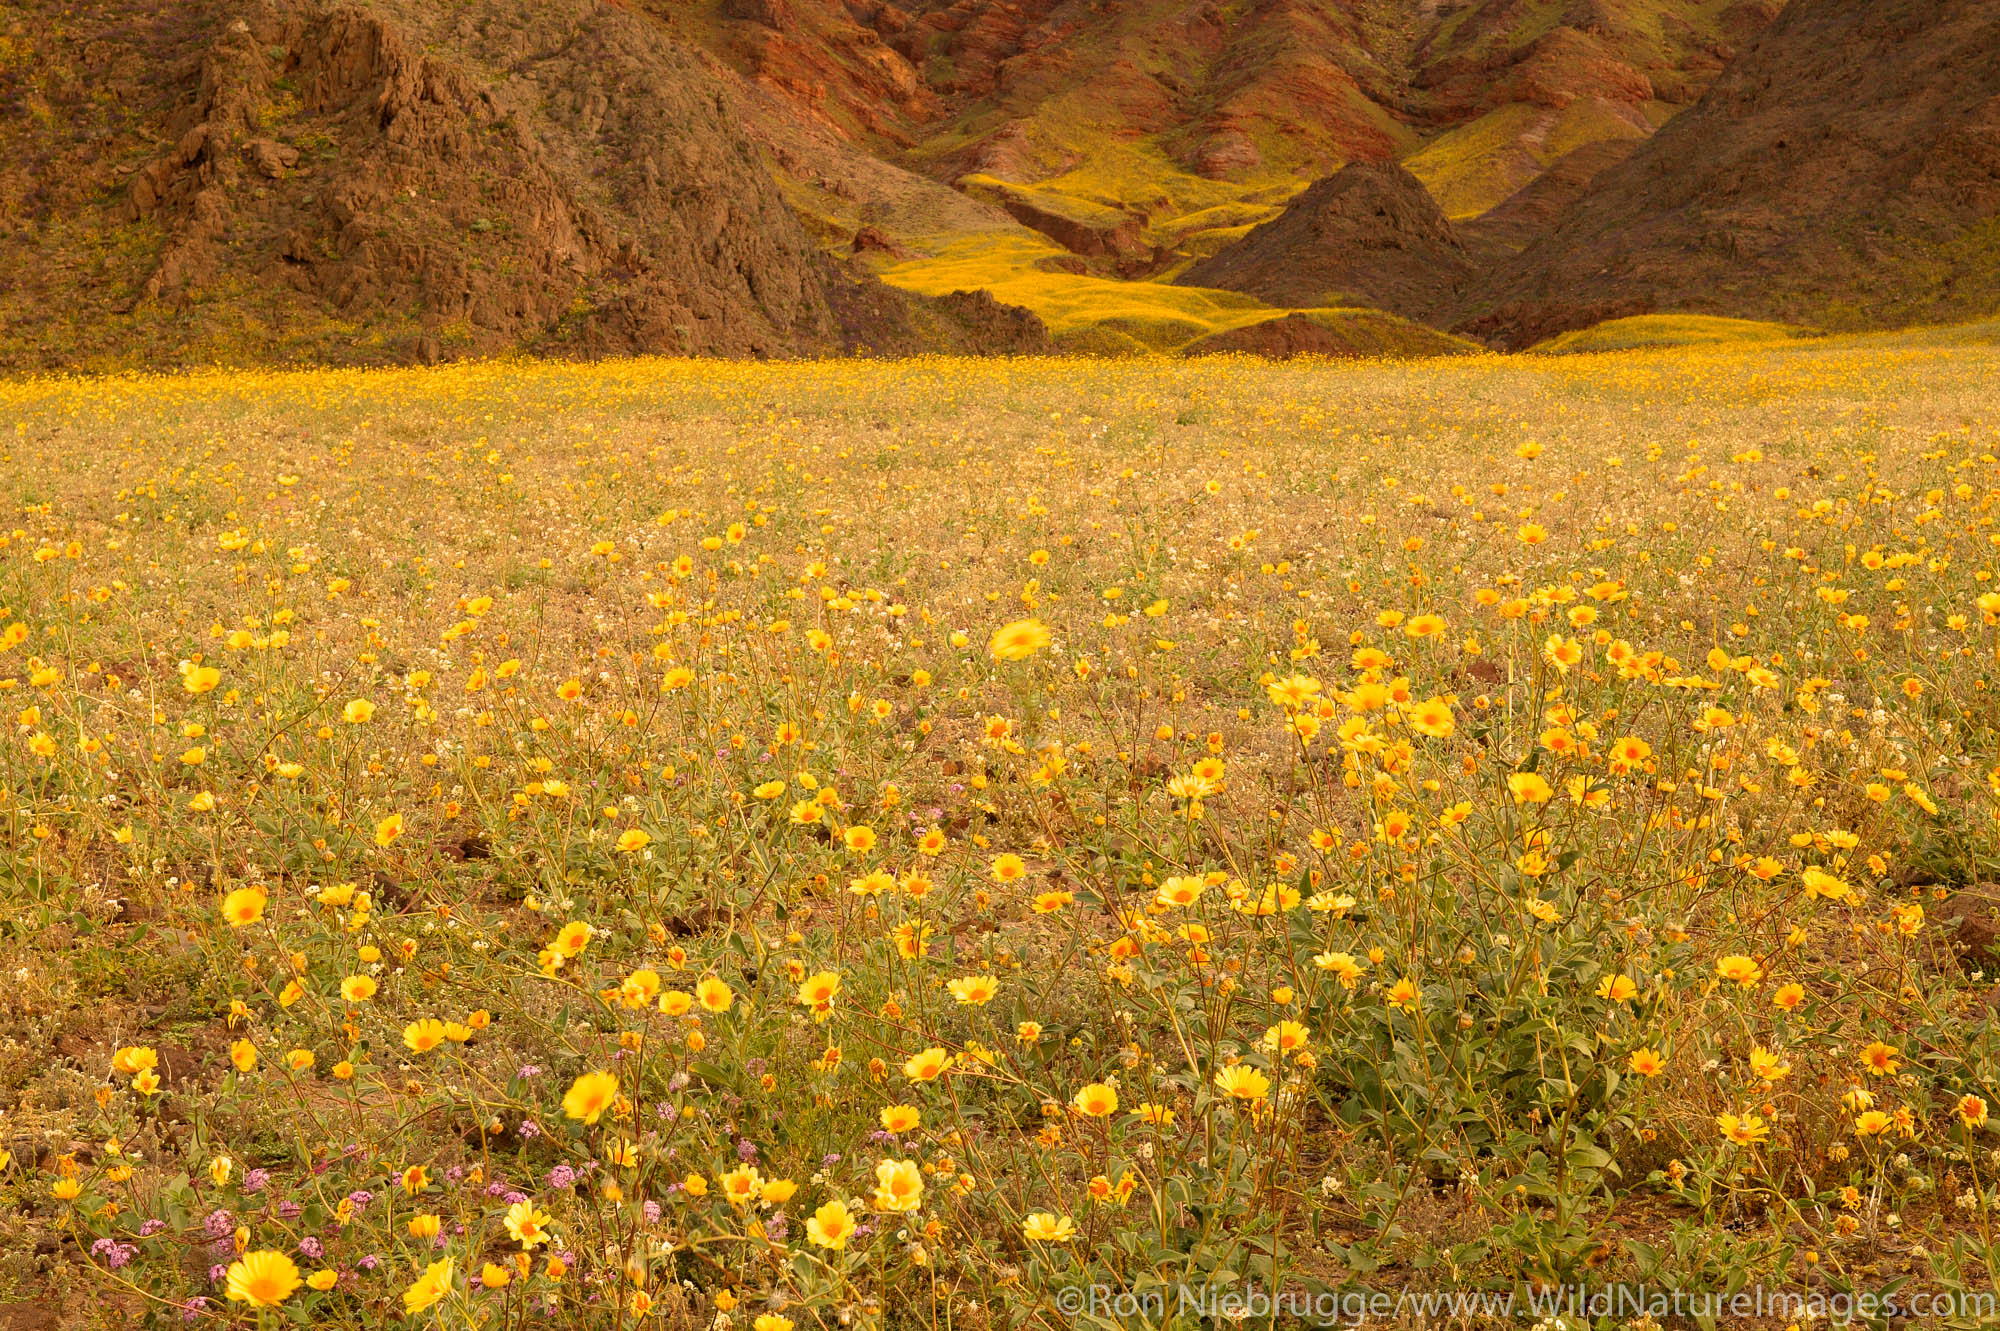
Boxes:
[505,1200,553,1248]
[403,1019,447,1054]
[947,975,1000,1005]
[903,1047,952,1082]
[1716,1113,1769,1147]
[1507,772,1553,804]
[1214,1065,1271,1102]
[220,886,266,927]
[720,1164,763,1207]
[1749,1046,1791,1083]
[225,1250,302,1307]
[989,619,1050,661]
[1715,955,1763,988]
[562,1070,619,1124]
[695,975,733,1013]
[1859,1041,1902,1077]
[797,970,841,1019]
[872,1158,924,1212]
[403,1257,454,1314]
[1021,1212,1076,1242]
[806,1198,857,1249]
[112,1046,158,1077]
[1264,1021,1309,1054]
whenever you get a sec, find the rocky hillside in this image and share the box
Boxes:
[678,0,1782,281]
[12,0,1996,362]
[1458,0,2000,345]
[1176,159,1473,321]
[0,0,1044,368]
[688,0,1776,186]
[649,0,1786,359]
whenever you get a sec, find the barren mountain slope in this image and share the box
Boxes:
[1176,159,1474,319]
[0,0,1044,368]
[1458,0,2000,346]
[682,0,1781,264]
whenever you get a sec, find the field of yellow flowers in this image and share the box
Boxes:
[7,337,2000,1328]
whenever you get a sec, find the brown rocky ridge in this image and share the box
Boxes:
[0,0,1045,369]
[1176,159,1475,322]
[1456,0,2000,346]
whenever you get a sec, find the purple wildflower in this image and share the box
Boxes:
[91,1238,137,1269]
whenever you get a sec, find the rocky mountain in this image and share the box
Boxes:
[1454,137,1639,258]
[680,0,1781,275]
[689,0,1775,187]
[0,0,1044,368]
[1458,0,2000,345]
[1147,0,2000,349]
[7,0,1995,363]
[659,0,1798,356]
[1175,159,1472,320]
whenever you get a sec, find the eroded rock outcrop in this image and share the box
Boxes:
[1458,0,2000,345]
[0,0,1043,366]
[1178,160,1474,321]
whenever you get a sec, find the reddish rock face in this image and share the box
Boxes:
[1457,0,2000,343]
[992,196,1148,260]
[1180,313,1370,359]
[698,0,1777,190]
[6,0,1859,365]
[0,0,1047,367]
[116,0,840,358]
[1179,160,1476,322]
[1456,138,1641,257]
[1505,27,1654,109]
